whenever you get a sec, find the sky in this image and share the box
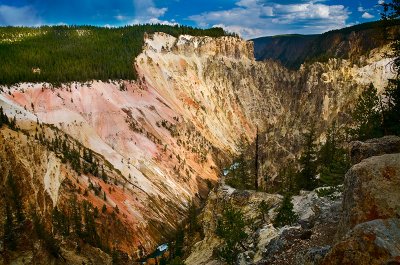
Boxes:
[0,0,386,39]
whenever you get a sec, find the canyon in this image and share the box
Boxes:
[0,25,396,264]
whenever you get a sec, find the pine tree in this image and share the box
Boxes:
[3,201,17,251]
[0,106,9,125]
[52,207,70,237]
[382,0,400,70]
[187,200,199,235]
[297,125,318,191]
[173,225,184,258]
[226,138,251,190]
[32,211,60,258]
[273,195,298,228]
[9,116,17,130]
[168,257,185,265]
[101,168,108,182]
[258,200,271,222]
[318,122,350,186]
[70,197,82,236]
[7,174,24,224]
[216,203,247,264]
[381,0,400,135]
[254,126,259,190]
[382,80,400,135]
[351,83,383,140]
[0,108,3,127]
[83,201,100,246]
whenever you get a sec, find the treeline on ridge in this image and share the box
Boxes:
[0,24,235,85]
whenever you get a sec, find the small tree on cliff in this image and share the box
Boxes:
[258,200,272,222]
[0,106,5,127]
[297,125,318,191]
[351,83,383,140]
[215,203,247,264]
[254,126,260,190]
[383,80,400,135]
[52,207,70,237]
[187,200,200,235]
[273,195,298,228]
[3,201,17,251]
[319,122,350,185]
[7,173,25,224]
[172,224,184,258]
[381,0,400,135]
[32,211,61,258]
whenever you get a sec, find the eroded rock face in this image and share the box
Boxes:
[145,33,254,60]
[320,135,400,265]
[0,32,395,257]
[256,190,342,265]
[185,186,282,265]
[337,153,400,239]
[323,218,400,265]
[138,32,395,187]
[185,187,342,265]
[350,135,400,165]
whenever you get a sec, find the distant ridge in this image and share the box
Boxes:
[252,20,400,69]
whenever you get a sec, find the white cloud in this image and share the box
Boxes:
[147,7,168,17]
[362,12,374,19]
[189,1,350,39]
[357,6,365,12]
[131,0,174,25]
[378,0,385,4]
[114,0,176,26]
[0,5,42,26]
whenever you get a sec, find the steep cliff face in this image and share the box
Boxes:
[138,32,394,184]
[0,32,395,261]
[0,80,221,258]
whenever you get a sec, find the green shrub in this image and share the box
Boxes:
[315,185,343,200]
[273,195,298,228]
[215,204,247,264]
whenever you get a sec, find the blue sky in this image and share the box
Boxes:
[0,0,385,39]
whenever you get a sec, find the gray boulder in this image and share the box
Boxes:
[337,153,400,239]
[295,246,331,265]
[350,135,400,165]
[322,218,400,265]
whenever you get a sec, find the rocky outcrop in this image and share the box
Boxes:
[321,136,400,265]
[146,33,254,60]
[337,152,400,238]
[255,189,342,265]
[296,246,331,265]
[350,135,400,165]
[185,186,282,265]
[185,186,342,265]
[323,218,400,265]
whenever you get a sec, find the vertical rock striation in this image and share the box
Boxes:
[0,32,395,259]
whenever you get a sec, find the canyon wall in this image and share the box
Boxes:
[0,32,394,261]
